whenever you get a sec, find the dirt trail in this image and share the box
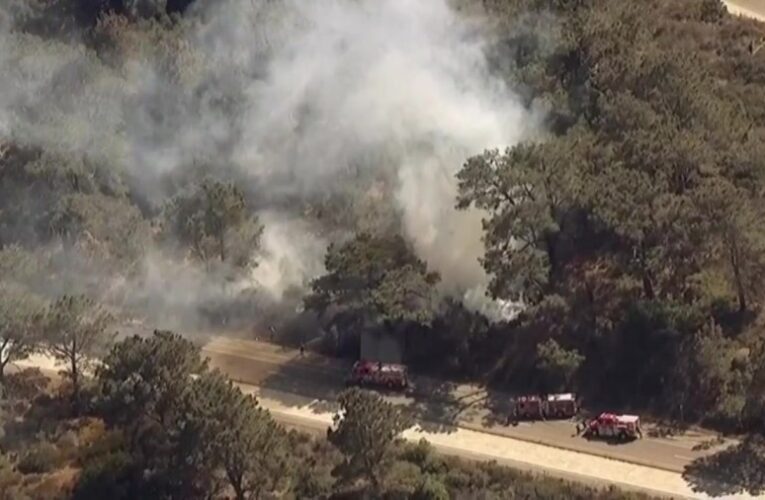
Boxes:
[724,0,765,22]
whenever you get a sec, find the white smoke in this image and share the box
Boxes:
[0,0,537,322]
[191,0,534,315]
[249,211,327,302]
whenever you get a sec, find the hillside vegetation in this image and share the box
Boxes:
[1,0,765,497]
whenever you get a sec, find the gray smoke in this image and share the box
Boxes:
[0,0,537,324]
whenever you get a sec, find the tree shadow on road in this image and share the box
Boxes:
[480,389,513,429]
[405,377,462,433]
[682,434,765,497]
[253,354,503,434]
[255,354,351,415]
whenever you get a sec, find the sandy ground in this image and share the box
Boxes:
[724,0,765,22]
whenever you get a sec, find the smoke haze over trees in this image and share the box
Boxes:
[0,0,532,332]
[2,0,765,494]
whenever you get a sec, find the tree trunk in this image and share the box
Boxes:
[544,232,558,285]
[70,347,80,414]
[233,483,245,500]
[729,234,747,312]
[0,338,10,381]
[368,469,381,496]
[637,246,655,300]
[642,273,655,300]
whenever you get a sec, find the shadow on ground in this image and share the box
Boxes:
[682,434,765,497]
[257,354,350,415]
[252,353,503,434]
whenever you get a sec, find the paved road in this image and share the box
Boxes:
[200,336,734,474]
[237,380,765,500]
[724,0,765,21]
[13,341,762,499]
[242,384,697,499]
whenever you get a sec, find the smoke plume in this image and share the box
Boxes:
[0,0,535,326]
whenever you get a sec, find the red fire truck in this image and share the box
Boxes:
[580,412,643,441]
[346,360,409,390]
[509,393,579,421]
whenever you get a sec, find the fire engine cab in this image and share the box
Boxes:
[346,360,409,390]
[581,412,643,441]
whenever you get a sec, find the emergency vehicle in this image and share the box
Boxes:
[510,393,579,421]
[346,360,409,390]
[581,412,643,441]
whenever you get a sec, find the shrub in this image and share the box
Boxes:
[17,441,62,474]
[3,369,49,403]
[72,451,135,500]
[399,439,447,475]
[76,429,125,467]
[56,431,80,461]
[383,460,422,498]
[413,474,449,500]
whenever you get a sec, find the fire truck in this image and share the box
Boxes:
[509,393,579,421]
[581,412,643,441]
[346,360,409,390]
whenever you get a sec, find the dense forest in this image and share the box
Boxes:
[2,0,765,497]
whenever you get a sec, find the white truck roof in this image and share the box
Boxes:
[617,414,640,423]
[547,393,575,401]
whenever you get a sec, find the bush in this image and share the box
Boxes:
[56,431,80,461]
[72,451,135,500]
[76,429,125,467]
[399,439,446,476]
[400,439,432,466]
[74,419,107,454]
[413,474,449,500]
[0,451,23,497]
[17,441,62,474]
[383,461,422,498]
[2,369,49,403]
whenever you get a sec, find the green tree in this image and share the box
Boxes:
[0,286,45,381]
[694,179,765,313]
[50,193,152,270]
[669,320,749,424]
[328,388,413,491]
[96,330,207,432]
[744,341,765,434]
[535,338,584,392]
[456,133,586,303]
[163,179,263,271]
[95,331,213,498]
[43,295,113,412]
[95,331,294,499]
[307,232,440,325]
[186,371,290,500]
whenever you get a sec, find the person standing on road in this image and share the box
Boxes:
[299,343,305,357]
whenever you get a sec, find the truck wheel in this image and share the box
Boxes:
[618,431,627,441]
